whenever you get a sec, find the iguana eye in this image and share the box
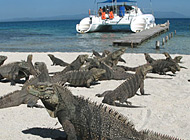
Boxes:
[45,96,49,99]
[39,86,44,90]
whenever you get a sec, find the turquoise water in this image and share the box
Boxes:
[0,18,189,54]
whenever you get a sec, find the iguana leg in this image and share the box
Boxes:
[86,78,93,88]
[170,67,177,74]
[25,76,29,81]
[10,73,16,86]
[57,111,77,140]
[60,119,77,140]
[10,80,16,86]
[161,68,168,75]
[0,74,3,80]
[124,100,132,105]
[140,81,145,95]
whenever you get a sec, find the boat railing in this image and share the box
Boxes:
[88,9,97,16]
[94,9,137,18]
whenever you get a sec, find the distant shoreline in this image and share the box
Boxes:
[1,18,190,23]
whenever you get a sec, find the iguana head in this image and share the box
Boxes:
[103,50,110,55]
[27,54,33,62]
[27,82,59,117]
[34,62,47,73]
[136,64,153,78]
[111,48,126,59]
[174,56,182,63]
[144,53,155,63]
[47,54,54,59]
[167,60,181,73]
[0,55,8,63]
[78,54,89,63]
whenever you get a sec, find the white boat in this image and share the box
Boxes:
[76,0,156,33]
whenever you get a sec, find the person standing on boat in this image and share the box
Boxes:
[98,7,103,16]
[102,6,106,20]
[109,6,114,19]
[103,6,106,12]
[106,5,110,14]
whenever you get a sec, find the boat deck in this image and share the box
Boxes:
[113,22,169,47]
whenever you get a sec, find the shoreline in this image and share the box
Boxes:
[0,52,189,140]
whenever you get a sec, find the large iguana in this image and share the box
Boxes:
[99,61,133,80]
[48,54,69,67]
[100,48,126,67]
[51,54,89,83]
[0,55,35,85]
[96,64,152,106]
[59,68,106,88]
[84,57,132,80]
[0,61,49,108]
[27,82,181,140]
[144,53,181,75]
[163,52,187,69]
[119,53,181,75]
[0,55,7,66]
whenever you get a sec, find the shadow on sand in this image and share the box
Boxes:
[22,127,67,140]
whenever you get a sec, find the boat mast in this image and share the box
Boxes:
[150,0,154,15]
[115,0,117,15]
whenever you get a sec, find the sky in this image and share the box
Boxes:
[0,0,189,20]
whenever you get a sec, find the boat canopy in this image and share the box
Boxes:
[98,0,137,4]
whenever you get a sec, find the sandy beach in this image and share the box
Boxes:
[0,52,189,140]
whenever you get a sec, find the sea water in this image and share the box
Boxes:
[0,18,189,54]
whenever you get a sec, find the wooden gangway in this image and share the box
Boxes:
[113,22,170,47]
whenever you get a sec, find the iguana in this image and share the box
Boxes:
[51,54,89,83]
[100,48,126,67]
[96,64,152,106]
[59,68,106,88]
[83,57,132,81]
[102,49,126,63]
[163,52,187,69]
[145,53,181,75]
[0,55,7,66]
[27,82,181,140]
[117,53,181,75]
[0,55,35,85]
[0,61,49,108]
[48,54,69,67]
[99,61,133,80]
